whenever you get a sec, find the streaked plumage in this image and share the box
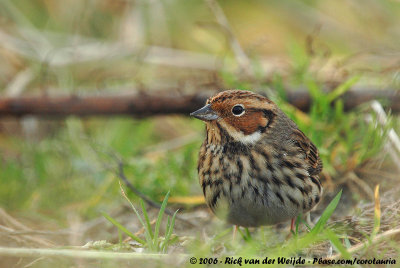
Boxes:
[191,90,323,227]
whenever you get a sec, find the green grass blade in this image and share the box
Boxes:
[295,214,302,235]
[119,182,147,228]
[279,228,324,256]
[327,76,360,102]
[245,227,251,238]
[101,212,146,245]
[214,227,234,241]
[238,227,252,241]
[326,229,352,259]
[306,78,323,100]
[160,216,171,253]
[300,216,311,231]
[153,191,170,249]
[118,182,155,248]
[162,210,178,252]
[140,199,154,239]
[165,216,171,236]
[166,210,178,239]
[311,190,342,235]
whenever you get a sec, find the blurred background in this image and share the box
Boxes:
[1,0,400,265]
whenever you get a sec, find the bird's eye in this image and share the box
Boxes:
[232,104,245,116]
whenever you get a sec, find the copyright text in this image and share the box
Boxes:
[189,256,396,265]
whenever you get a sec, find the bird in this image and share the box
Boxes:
[190,90,323,232]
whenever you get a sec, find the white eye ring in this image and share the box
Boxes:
[232,104,245,117]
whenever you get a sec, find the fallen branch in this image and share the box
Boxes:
[0,89,399,117]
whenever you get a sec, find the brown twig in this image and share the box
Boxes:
[0,89,399,118]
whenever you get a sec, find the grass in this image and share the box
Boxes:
[272,75,392,176]
[0,0,399,267]
[102,187,178,253]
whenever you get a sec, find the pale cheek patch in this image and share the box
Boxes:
[229,129,262,145]
[239,131,262,145]
[219,121,263,145]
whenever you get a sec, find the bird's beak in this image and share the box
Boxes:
[190,104,219,121]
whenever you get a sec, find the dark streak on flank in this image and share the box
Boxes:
[212,168,220,175]
[304,184,312,194]
[296,172,307,181]
[292,161,303,168]
[236,176,241,184]
[272,175,281,187]
[256,175,269,184]
[201,178,209,188]
[310,176,322,192]
[257,149,271,162]
[253,186,259,196]
[284,175,296,189]
[288,195,300,207]
[249,153,259,172]
[275,192,284,204]
[298,186,307,196]
[210,190,221,209]
[213,179,223,187]
[283,160,295,169]
[237,158,244,178]
[201,183,206,196]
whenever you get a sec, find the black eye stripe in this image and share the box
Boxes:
[232,105,244,115]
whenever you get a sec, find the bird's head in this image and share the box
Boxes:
[191,90,278,144]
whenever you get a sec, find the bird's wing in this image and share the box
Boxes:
[290,129,323,175]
